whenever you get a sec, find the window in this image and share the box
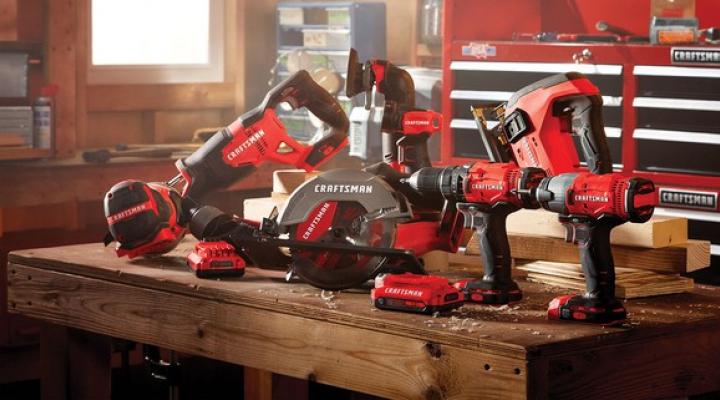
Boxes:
[88,0,224,84]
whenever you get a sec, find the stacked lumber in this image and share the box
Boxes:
[463,210,710,298]
[518,261,695,299]
[243,169,318,221]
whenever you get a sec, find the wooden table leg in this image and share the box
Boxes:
[40,324,68,400]
[244,367,308,400]
[1,251,8,345]
[67,328,112,400]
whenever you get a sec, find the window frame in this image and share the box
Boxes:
[87,0,225,85]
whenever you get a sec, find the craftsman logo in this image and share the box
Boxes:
[574,195,609,203]
[659,188,717,211]
[314,184,373,194]
[671,47,720,66]
[302,202,331,240]
[107,203,151,224]
[385,288,424,297]
[461,42,496,59]
[404,119,430,126]
[471,183,503,191]
[522,140,539,167]
[225,129,266,161]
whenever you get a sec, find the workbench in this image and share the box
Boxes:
[7,240,720,400]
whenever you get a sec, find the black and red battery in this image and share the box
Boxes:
[187,241,246,278]
[453,279,523,305]
[371,273,465,314]
[548,295,627,324]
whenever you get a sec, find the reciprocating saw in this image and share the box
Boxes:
[104,70,349,259]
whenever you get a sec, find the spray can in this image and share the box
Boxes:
[33,85,57,150]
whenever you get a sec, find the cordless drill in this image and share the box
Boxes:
[346,48,442,175]
[530,172,656,322]
[406,162,546,304]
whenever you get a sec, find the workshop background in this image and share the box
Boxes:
[1,0,720,399]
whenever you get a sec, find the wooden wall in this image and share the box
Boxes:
[65,0,418,151]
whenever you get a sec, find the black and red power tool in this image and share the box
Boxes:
[531,172,656,322]
[346,48,442,175]
[104,70,349,266]
[432,72,658,322]
[404,163,546,304]
[103,180,185,259]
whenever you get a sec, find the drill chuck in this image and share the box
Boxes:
[534,173,578,215]
[405,166,469,202]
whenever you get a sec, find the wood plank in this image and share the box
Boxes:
[0,160,277,209]
[86,83,235,112]
[546,328,720,400]
[67,329,112,400]
[8,265,529,400]
[465,233,710,274]
[519,261,694,299]
[244,197,286,221]
[0,147,51,161]
[272,169,319,195]
[48,0,78,157]
[15,0,44,42]
[74,0,88,149]
[0,0,17,41]
[40,324,68,400]
[153,109,224,144]
[85,111,150,148]
[9,241,720,361]
[1,201,82,233]
[233,0,246,114]
[506,209,688,249]
[244,367,273,400]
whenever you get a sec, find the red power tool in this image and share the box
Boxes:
[531,172,656,322]
[405,162,546,304]
[346,48,442,175]
[433,73,658,322]
[104,70,349,260]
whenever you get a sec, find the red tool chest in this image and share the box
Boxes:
[441,0,720,260]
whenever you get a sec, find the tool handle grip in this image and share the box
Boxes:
[561,216,621,302]
[245,70,349,167]
[573,97,613,174]
[175,131,257,199]
[458,203,516,285]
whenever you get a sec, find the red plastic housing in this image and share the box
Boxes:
[463,161,525,206]
[109,181,186,259]
[401,110,443,135]
[222,109,345,172]
[187,241,246,278]
[505,78,600,175]
[371,273,465,313]
[563,173,657,221]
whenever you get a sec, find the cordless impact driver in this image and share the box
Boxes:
[530,172,656,322]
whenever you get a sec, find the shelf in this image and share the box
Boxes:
[0,147,51,161]
[279,24,350,30]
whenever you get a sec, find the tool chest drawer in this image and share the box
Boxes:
[447,61,624,164]
[633,65,720,177]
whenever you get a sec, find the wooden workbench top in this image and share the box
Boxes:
[8,241,720,399]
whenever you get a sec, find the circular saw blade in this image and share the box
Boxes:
[289,201,397,290]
